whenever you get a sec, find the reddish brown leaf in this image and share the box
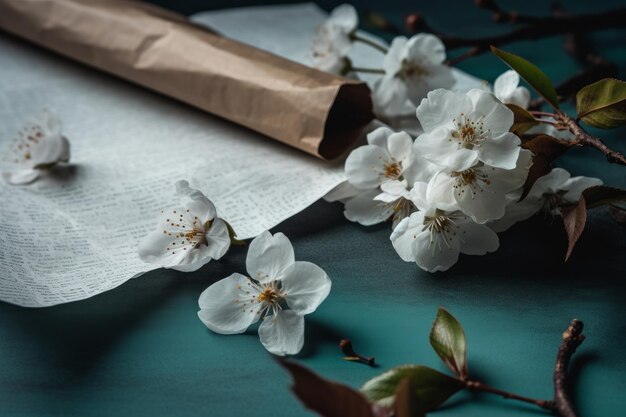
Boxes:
[507,104,540,136]
[560,185,626,260]
[520,135,574,201]
[279,360,383,417]
[560,200,587,261]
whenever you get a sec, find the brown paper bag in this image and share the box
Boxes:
[0,0,374,159]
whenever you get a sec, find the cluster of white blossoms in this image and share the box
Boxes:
[139,182,331,356]
[334,86,601,272]
[2,110,70,185]
[311,4,454,128]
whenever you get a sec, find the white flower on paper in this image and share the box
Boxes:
[490,168,603,232]
[415,88,521,171]
[373,34,455,118]
[198,231,331,356]
[2,110,70,185]
[492,70,531,109]
[138,180,231,272]
[311,4,358,74]
[391,182,499,272]
[342,126,436,226]
[426,149,532,223]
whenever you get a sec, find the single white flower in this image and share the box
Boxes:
[311,4,358,74]
[373,34,455,118]
[138,180,231,272]
[391,182,499,272]
[2,110,70,185]
[342,126,437,226]
[198,231,331,356]
[426,149,532,223]
[489,168,603,232]
[415,88,520,171]
[492,70,531,109]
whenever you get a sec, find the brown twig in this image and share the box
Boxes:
[465,319,585,417]
[339,339,376,367]
[560,114,626,166]
[549,319,585,417]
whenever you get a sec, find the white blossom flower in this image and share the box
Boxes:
[311,4,358,74]
[198,231,331,356]
[373,34,455,118]
[492,70,531,109]
[391,182,499,272]
[2,110,70,185]
[415,88,520,171]
[489,168,603,232]
[342,126,437,226]
[426,149,532,223]
[138,180,231,272]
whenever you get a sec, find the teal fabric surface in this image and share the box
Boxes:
[1,1,625,417]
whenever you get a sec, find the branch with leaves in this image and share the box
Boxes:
[280,308,586,417]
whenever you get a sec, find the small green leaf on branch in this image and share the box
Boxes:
[393,378,425,417]
[430,307,468,379]
[507,104,540,136]
[576,78,626,129]
[491,47,560,110]
[361,365,463,410]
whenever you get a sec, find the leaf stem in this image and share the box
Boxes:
[339,339,376,367]
[465,380,553,409]
[529,110,558,119]
[559,114,626,166]
[349,66,386,75]
[350,33,389,54]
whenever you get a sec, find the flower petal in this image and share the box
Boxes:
[387,131,414,167]
[458,221,499,255]
[372,76,413,118]
[258,310,305,356]
[344,188,394,225]
[137,229,188,268]
[416,89,473,133]
[493,70,519,99]
[345,144,390,189]
[455,182,507,223]
[468,88,514,134]
[246,231,295,283]
[204,218,231,260]
[413,230,460,272]
[176,180,217,223]
[197,273,262,335]
[479,132,521,170]
[328,4,358,32]
[390,212,424,262]
[30,133,69,167]
[415,127,479,171]
[282,261,331,315]
[366,126,394,148]
[3,169,40,185]
[383,36,407,75]
[406,33,446,65]
[561,176,603,203]
[323,181,361,203]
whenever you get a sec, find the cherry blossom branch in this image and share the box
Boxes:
[349,66,385,75]
[351,33,389,54]
[465,320,585,417]
[559,114,626,166]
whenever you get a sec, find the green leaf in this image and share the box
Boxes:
[519,134,574,201]
[491,47,560,110]
[429,308,468,379]
[361,365,463,410]
[224,220,246,246]
[279,360,379,417]
[507,104,540,136]
[393,378,425,417]
[576,78,626,129]
[560,186,626,261]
